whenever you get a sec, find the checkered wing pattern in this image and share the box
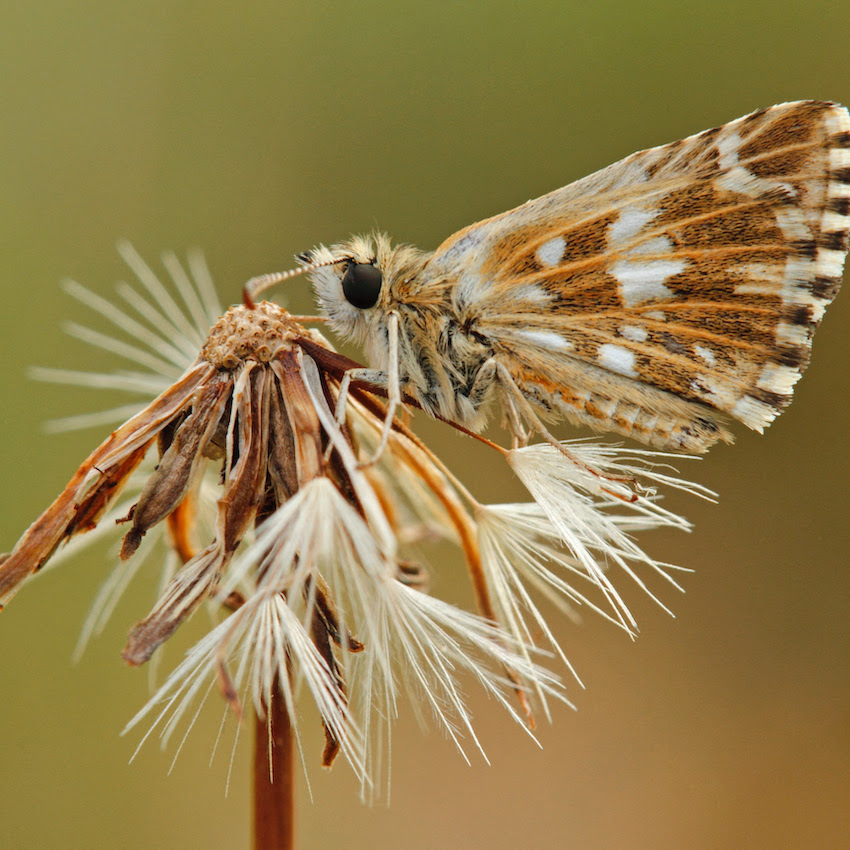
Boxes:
[429,101,850,450]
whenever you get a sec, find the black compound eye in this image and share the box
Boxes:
[341,262,383,309]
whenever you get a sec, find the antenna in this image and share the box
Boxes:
[242,256,346,308]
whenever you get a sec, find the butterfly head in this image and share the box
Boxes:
[301,232,428,346]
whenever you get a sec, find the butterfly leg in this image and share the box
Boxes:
[329,312,402,467]
[324,367,362,464]
[486,359,639,502]
[467,359,528,448]
[332,369,356,428]
[324,366,389,464]
[362,311,402,466]
[500,393,530,450]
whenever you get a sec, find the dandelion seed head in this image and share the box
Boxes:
[1,247,711,798]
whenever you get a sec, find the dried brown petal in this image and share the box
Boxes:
[270,354,323,486]
[266,380,298,503]
[310,595,347,769]
[120,373,230,560]
[69,444,152,537]
[93,361,214,469]
[123,364,272,664]
[122,541,224,665]
[219,366,270,552]
[0,361,212,608]
[312,574,364,653]
[321,725,341,769]
[165,495,199,564]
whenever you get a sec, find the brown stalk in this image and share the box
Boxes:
[253,677,295,850]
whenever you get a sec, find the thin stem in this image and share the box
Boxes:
[253,679,295,850]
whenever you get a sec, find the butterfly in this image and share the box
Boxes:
[248,100,850,456]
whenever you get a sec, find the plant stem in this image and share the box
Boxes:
[253,680,294,850]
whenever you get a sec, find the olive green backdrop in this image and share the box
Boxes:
[1,2,848,848]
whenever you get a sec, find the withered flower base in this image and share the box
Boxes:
[1,255,706,847]
[2,302,403,744]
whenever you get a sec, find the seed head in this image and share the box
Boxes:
[1,248,705,795]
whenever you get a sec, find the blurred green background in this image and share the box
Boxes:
[1,2,848,848]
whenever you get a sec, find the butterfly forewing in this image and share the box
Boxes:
[428,100,849,450]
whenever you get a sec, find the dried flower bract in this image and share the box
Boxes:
[1,251,707,794]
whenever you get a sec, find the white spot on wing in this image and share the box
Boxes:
[607,204,686,306]
[693,345,716,366]
[821,210,850,234]
[535,236,566,268]
[598,343,638,378]
[716,127,796,202]
[776,321,809,346]
[756,364,799,394]
[608,205,658,245]
[732,394,778,431]
[830,148,850,170]
[620,325,648,342]
[717,130,741,169]
[610,259,681,306]
[508,284,553,305]
[513,329,574,351]
[774,208,809,241]
[816,248,847,279]
[825,105,850,135]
